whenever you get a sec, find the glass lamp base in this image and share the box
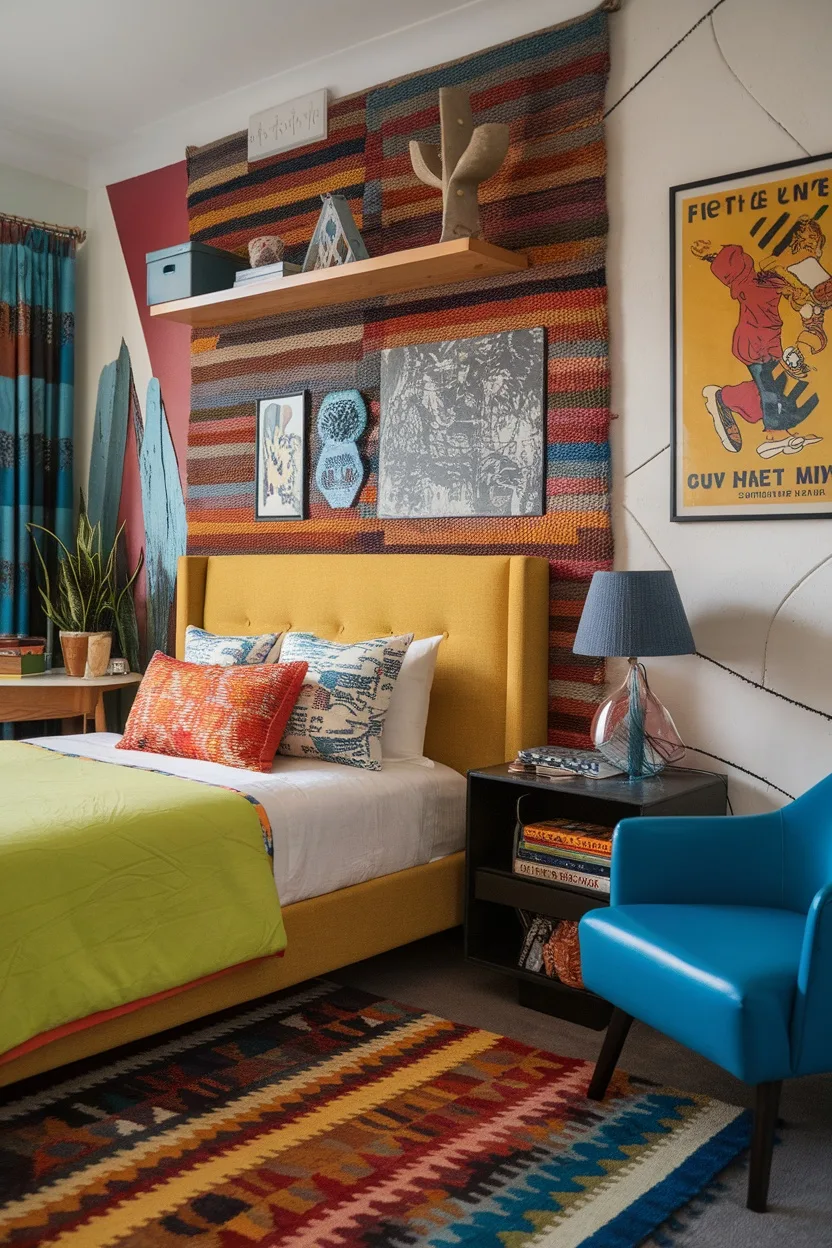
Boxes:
[592,659,685,778]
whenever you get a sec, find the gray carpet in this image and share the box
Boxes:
[332,928,832,1247]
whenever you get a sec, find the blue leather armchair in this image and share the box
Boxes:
[579,779,832,1212]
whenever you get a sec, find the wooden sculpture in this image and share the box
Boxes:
[409,88,509,243]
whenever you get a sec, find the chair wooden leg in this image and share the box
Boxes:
[587,1008,633,1101]
[747,1080,782,1213]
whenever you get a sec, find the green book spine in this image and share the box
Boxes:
[518,838,610,869]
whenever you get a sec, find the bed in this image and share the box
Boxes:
[0,552,548,1087]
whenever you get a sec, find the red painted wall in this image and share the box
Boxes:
[107,161,191,480]
[108,161,190,660]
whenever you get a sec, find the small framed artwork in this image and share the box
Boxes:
[671,150,832,521]
[255,391,308,521]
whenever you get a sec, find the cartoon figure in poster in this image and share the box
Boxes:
[692,216,832,459]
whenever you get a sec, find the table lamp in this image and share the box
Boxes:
[573,570,695,778]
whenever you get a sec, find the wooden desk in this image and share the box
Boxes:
[0,669,142,733]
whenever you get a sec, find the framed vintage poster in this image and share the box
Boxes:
[255,391,308,521]
[671,152,832,521]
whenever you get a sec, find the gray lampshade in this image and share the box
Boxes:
[573,571,695,658]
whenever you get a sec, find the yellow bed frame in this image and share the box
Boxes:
[1,552,549,1087]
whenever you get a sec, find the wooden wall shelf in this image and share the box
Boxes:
[149,238,528,328]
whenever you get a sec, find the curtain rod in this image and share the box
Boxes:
[0,210,86,244]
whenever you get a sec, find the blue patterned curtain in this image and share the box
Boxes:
[0,222,75,638]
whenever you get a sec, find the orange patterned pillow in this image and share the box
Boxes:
[117,652,308,772]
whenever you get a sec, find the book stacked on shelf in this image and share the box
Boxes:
[513,819,612,894]
[0,635,46,679]
[233,260,301,287]
[508,746,623,780]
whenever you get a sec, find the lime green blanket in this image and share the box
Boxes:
[0,743,286,1059]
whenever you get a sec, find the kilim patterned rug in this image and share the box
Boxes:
[0,981,751,1247]
[185,5,614,749]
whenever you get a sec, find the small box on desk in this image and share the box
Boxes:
[146,242,246,306]
[0,636,46,679]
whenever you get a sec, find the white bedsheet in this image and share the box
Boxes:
[27,734,467,906]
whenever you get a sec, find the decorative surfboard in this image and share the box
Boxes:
[139,379,187,658]
[87,340,131,551]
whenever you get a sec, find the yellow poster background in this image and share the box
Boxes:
[677,161,832,517]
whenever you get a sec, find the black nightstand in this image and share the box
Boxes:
[465,763,728,1029]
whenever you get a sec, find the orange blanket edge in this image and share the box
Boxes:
[0,951,284,1068]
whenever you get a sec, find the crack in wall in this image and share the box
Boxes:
[709,9,811,157]
[761,551,832,688]
[684,747,794,799]
[697,649,832,723]
[624,444,669,478]
[604,0,728,117]
[622,504,670,569]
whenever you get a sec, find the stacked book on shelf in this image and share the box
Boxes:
[508,746,622,780]
[513,818,612,894]
[0,635,46,679]
[233,260,301,288]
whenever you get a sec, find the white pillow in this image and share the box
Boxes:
[382,635,444,764]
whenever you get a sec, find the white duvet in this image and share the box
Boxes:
[27,734,467,906]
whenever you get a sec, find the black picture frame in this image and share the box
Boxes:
[254,390,309,521]
[670,150,832,522]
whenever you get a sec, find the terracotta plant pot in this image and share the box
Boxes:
[60,631,91,677]
[85,631,113,678]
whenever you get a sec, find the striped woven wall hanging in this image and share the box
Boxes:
[186,4,613,747]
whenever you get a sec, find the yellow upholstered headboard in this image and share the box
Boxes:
[176,553,549,775]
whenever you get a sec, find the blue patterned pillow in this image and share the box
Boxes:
[278,632,413,770]
[184,626,283,666]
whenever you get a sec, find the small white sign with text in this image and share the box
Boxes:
[248,89,328,162]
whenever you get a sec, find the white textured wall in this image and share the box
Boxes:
[609,0,832,811]
[0,162,86,226]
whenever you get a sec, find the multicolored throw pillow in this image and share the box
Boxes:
[278,632,413,770]
[184,626,283,666]
[117,652,308,772]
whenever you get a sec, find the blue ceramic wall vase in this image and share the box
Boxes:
[315,389,367,508]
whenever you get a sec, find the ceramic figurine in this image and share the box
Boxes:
[315,390,367,508]
[303,195,369,271]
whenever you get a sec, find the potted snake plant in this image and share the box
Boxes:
[28,495,143,677]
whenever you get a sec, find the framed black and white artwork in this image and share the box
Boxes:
[378,328,546,519]
[255,391,308,521]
